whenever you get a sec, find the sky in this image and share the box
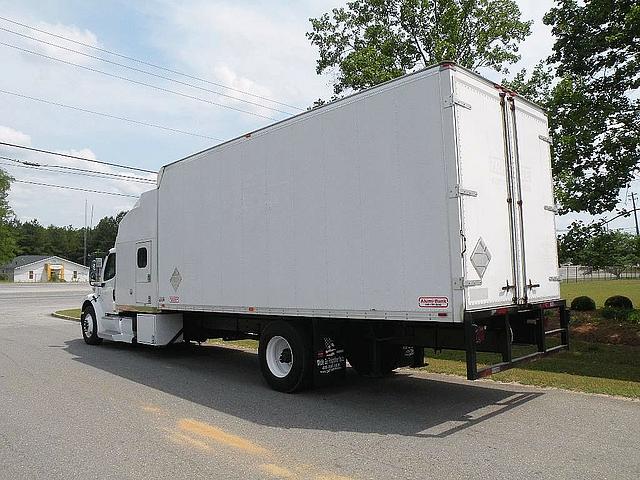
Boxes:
[0,0,637,233]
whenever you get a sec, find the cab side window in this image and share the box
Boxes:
[103,253,116,281]
[137,247,147,268]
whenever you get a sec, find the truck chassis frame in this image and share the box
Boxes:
[179,300,569,384]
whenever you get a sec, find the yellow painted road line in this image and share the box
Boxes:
[260,463,297,479]
[178,418,269,456]
[167,432,211,451]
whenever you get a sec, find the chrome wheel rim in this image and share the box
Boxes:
[82,312,93,337]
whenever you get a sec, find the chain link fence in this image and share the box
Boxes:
[559,265,640,283]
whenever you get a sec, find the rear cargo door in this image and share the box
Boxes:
[451,78,517,309]
[508,98,561,302]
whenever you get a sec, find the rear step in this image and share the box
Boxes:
[465,301,569,380]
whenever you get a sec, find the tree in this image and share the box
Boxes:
[559,223,639,277]
[87,211,127,259]
[581,231,640,277]
[508,1,639,215]
[16,219,49,256]
[557,220,603,265]
[0,168,18,265]
[307,0,532,95]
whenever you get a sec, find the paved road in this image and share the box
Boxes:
[0,284,638,480]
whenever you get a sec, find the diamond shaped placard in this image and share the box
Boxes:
[170,267,182,292]
[470,238,491,279]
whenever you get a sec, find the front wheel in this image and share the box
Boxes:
[81,305,102,345]
[258,321,312,393]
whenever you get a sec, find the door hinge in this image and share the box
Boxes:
[453,277,482,289]
[538,134,552,145]
[443,94,471,110]
[449,185,478,198]
[544,205,558,213]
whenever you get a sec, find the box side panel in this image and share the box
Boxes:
[158,71,455,321]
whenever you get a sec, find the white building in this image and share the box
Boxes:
[0,255,90,283]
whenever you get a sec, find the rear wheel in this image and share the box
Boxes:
[81,305,102,345]
[259,321,312,392]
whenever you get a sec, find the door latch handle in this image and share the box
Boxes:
[527,279,540,290]
[502,280,515,291]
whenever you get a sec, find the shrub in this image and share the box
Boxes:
[604,295,633,310]
[571,296,596,311]
[601,307,630,321]
[627,310,640,325]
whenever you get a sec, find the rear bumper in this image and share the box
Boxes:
[463,300,569,380]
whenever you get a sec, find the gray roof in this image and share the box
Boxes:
[0,255,49,270]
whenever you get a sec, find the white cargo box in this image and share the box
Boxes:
[116,63,560,323]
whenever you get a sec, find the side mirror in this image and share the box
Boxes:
[89,258,103,286]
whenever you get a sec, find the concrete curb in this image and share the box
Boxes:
[51,312,80,322]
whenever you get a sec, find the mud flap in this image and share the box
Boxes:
[312,320,346,386]
[398,345,425,368]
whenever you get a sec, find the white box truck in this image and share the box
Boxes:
[81,63,569,392]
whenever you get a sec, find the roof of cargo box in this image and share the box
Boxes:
[159,62,545,175]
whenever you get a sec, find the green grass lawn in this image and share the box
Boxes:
[561,279,640,308]
[55,308,81,319]
[425,341,640,398]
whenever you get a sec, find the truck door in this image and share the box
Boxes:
[507,97,561,302]
[452,78,518,310]
[135,241,152,304]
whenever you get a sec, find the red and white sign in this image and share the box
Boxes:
[418,296,449,308]
[169,296,180,303]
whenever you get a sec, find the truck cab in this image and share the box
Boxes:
[80,190,183,348]
[81,247,135,344]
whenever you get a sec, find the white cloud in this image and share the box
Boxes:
[145,0,339,110]
[0,125,31,145]
[30,21,100,64]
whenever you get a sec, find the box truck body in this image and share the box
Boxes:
[82,63,568,391]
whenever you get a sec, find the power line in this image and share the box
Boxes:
[0,141,157,174]
[0,88,222,141]
[0,14,303,112]
[12,178,140,197]
[0,40,276,121]
[0,25,295,116]
[0,160,150,183]
[0,156,155,184]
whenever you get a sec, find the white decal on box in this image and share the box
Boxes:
[418,296,449,308]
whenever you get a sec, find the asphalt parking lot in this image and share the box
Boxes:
[0,283,638,479]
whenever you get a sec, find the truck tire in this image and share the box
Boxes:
[81,305,102,345]
[259,321,312,393]
[346,340,401,376]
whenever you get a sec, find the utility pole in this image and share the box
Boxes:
[83,199,87,266]
[630,192,639,236]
